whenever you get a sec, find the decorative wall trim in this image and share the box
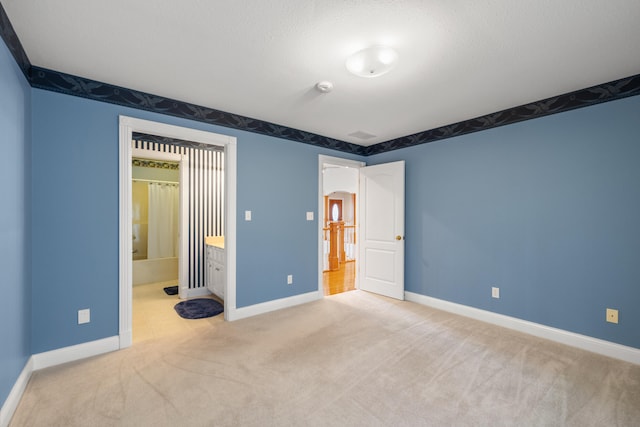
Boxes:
[31,336,120,371]
[0,356,33,427]
[227,290,321,321]
[1,6,639,156]
[29,66,365,155]
[30,65,640,157]
[0,2,30,78]
[365,74,640,155]
[132,158,180,170]
[405,291,640,365]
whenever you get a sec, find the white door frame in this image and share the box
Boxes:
[131,148,188,299]
[119,116,237,349]
[317,155,366,295]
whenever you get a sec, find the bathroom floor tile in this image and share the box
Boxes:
[132,281,223,343]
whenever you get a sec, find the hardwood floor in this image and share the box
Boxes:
[323,260,356,296]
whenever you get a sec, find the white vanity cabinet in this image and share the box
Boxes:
[205,237,225,299]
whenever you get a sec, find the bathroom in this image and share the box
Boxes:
[130,136,225,342]
[131,136,226,295]
[132,157,180,286]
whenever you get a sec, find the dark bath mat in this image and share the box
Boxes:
[174,298,224,319]
[163,285,179,295]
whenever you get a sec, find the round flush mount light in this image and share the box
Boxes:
[315,81,334,93]
[346,45,398,78]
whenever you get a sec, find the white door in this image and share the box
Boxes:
[358,161,405,300]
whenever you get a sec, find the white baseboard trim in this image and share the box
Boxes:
[227,291,321,321]
[0,357,33,427]
[32,336,120,371]
[405,291,640,365]
[119,330,132,349]
[187,287,213,298]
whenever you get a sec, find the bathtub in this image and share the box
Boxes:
[133,257,178,286]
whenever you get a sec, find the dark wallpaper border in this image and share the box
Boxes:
[364,74,640,155]
[1,3,639,156]
[0,2,30,77]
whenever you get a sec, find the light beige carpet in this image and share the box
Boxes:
[10,291,640,426]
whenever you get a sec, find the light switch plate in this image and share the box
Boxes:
[306,212,314,221]
[245,210,252,221]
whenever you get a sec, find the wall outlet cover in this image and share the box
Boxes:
[606,308,619,324]
[78,309,90,324]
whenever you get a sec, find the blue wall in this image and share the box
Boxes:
[30,88,363,353]
[0,39,31,405]
[236,135,328,306]
[29,85,640,354]
[3,17,639,408]
[369,95,640,349]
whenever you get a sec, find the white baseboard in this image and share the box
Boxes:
[1,290,316,425]
[119,330,132,349]
[32,336,120,371]
[0,357,33,427]
[2,337,120,426]
[227,291,321,321]
[187,287,213,298]
[405,291,640,365]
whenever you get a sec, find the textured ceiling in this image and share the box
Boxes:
[3,0,640,146]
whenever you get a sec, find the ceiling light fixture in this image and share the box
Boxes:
[346,45,398,78]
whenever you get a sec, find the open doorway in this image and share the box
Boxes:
[318,155,365,296]
[131,148,185,292]
[119,116,237,349]
[323,192,356,294]
[130,144,188,343]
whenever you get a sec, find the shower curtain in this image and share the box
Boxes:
[147,182,179,259]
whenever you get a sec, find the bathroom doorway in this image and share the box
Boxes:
[131,150,185,293]
[130,146,186,343]
[118,116,238,349]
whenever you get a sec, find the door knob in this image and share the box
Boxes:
[396,235,403,241]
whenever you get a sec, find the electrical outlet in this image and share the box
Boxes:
[491,287,500,299]
[78,309,90,324]
[287,275,293,285]
[606,308,618,324]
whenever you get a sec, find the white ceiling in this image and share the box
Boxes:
[4,0,640,146]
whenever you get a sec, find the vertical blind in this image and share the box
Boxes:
[132,138,224,290]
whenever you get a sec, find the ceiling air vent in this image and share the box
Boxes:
[348,130,376,140]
